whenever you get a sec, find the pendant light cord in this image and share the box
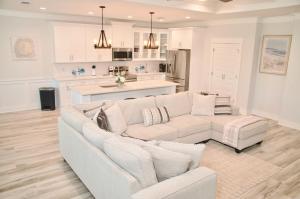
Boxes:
[101,7,104,30]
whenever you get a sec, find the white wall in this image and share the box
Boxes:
[0,15,161,113]
[251,16,300,129]
[0,16,54,112]
[191,20,258,114]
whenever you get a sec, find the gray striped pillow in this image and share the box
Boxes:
[143,106,170,126]
[214,96,232,115]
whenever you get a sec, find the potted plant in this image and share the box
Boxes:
[115,74,125,87]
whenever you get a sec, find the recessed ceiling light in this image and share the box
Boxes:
[185,16,191,19]
[127,16,133,19]
[158,17,165,22]
[88,11,94,15]
[198,0,207,2]
[40,7,47,10]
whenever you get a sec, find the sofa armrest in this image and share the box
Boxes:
[131,167,216,199]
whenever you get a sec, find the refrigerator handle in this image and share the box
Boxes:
[173,53,177,75]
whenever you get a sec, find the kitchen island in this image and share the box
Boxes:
[70,80,178,104]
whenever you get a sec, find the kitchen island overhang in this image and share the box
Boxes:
[70,80,178,104]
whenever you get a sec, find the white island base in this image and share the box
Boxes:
[70,80,178,104]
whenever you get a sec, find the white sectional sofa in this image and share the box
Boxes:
[58,91,268,199]
[59,109,217,199]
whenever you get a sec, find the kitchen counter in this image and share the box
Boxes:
[53,75,115,81]
[70,80,178,104]
[70,80,177,96]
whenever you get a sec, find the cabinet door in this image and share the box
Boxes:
[112,23,133,48]
[86,25,112,62]
[54,24,86,63]
[159,33,168,59]
[169,29,192,50]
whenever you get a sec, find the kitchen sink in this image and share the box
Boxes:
[100,84,118,88]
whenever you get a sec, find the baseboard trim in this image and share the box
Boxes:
[251,109,300,131]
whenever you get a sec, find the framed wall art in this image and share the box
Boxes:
[11,36,38,60]
[259,35,292,75]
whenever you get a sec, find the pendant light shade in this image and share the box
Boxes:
[144,12,158,49]
[94,6,111,49]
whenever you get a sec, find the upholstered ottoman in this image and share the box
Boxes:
[210,115,268,153]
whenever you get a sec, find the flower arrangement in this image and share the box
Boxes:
[115,74,126,87]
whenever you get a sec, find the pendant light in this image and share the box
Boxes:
[144,12,158,49]
[94,6,111,49]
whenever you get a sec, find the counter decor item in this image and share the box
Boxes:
[92,65,96,76]
[115,74,126,87]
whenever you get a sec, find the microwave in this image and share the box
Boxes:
[112,48,133,61]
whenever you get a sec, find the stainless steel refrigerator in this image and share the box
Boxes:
[165,50,190,92]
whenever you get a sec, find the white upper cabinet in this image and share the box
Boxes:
[85,25,112,62]
[169,28,193,50]
[53,22,112,63]
[133,28,168,61]
[111,22,133,48]
[53,23,86,63]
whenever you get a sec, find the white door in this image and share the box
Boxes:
[209,41,242,104]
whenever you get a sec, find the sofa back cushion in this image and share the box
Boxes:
[61,107,90,134]
[117,97,156,125]
[103,137,158,188]
[82,121,114,150]
[105,104,128,134]
[141,144,191,182]
[155,92,192,118]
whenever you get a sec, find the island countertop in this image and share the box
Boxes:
[70,80,178,96]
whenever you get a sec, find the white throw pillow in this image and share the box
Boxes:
[157,141,206,170]
[82,121,114,150]
[142,144,191,182]
[143,106,170,126]
[191,94,216,116]
[103,137,158,188]
[104,104,127,134]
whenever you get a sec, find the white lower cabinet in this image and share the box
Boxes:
[56,78,115,107]
[137,73,165,81]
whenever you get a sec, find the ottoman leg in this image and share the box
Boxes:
[257,141,263,145]
[235,148,242,153]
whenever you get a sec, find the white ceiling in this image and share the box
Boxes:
[0,0,300,23]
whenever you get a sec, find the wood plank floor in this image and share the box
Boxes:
[0,109,299,199]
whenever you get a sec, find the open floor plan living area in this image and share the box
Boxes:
[1,0,300,199]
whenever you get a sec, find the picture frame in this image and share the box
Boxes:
[259,35,292,75]
[11,36,38,60]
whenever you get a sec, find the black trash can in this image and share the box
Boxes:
[39,87,55,111]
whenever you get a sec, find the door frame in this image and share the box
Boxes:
[209,38,243,105]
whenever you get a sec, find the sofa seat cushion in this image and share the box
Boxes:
[211,115,268,139]
[125,124,178,141]
[165,115,211,138]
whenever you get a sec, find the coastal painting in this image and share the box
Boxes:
[260,35,292,75]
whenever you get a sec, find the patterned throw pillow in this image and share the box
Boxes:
[96,109,110,131]
[214,96,232,115]
[143,106,170,127]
